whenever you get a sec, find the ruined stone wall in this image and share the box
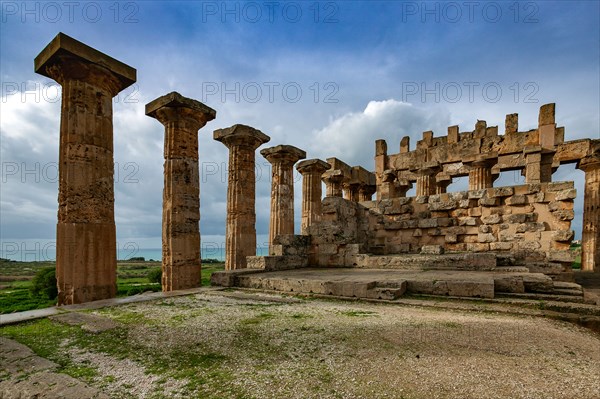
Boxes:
[309,182,575,279]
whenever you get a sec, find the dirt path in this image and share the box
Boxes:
[1,291,599,398]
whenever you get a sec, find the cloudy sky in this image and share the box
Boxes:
[1,1,598,259]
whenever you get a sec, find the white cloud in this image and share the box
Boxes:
[309,99,451,169]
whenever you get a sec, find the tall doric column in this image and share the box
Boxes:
[578,153,600,272]
[146,92,215,291]
[261,145,306,251]
[296,159,330,235]
[214,125,270,270]
[35,33,136,305]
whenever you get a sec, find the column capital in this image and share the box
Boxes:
[146,92,216,128]
[261,145,306,165]
[296,158,330,174]
[35,32,136,95]
[214,124,270,150]
[412,161,441,176]
[577,153,600,172]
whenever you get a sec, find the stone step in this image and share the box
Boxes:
[355,253,497,271]
[553,289,585,297]
[367,287,405,300]
[406,278,494,299]
[496,292,585,304]
[492,266,530,273]
[553,281,583,292]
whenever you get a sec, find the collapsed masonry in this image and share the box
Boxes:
[213,104,600,301]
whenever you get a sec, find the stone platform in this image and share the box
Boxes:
[211,267,585,302]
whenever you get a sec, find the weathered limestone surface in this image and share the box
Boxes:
[261,145,306,252]
[578,152,600,272]
[35,33,136,305]
[296,159,330,235]
[146,92,216,290]
[214,125,270,270]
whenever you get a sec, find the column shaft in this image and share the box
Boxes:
[416,175,436,196]
[270,160,296,243]
[469,166,493,191]
[146,93,216,291]
[261,145,306,251]
[214,125,270,270]
[297,159,329,235]
[581,164,600,271]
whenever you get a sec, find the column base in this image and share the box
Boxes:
[57,222,117,305]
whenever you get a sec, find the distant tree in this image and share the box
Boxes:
[30,267,58,300]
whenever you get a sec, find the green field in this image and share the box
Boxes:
[0,258,224,314]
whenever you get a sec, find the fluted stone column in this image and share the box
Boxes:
[296,159,330,235]
[214,125,270,270]
[261,145,306,251]
[346,183,361,202]
[416,174,436,196]
[323,170,345,197]
[146,92,215,291]
[468,160,494,191]
[415,164,440,196]
[35,33,136,305]
[578,154,600,272]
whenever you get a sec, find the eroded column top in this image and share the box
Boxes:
[214,124,270,149]
[578,153,600,172]
[261,145,306,164]
[296,159,330,174]
[146,91,216,126]
[35,32,136,93]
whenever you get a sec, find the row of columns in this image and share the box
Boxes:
[36,34,600,305]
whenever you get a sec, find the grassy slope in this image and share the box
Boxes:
[0,259,224,314]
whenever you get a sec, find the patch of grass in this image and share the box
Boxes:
[0,288,56,314]
[340,310,378,317]
[62,364,99,380]
[240,312,275,325]
[290,313,313,319]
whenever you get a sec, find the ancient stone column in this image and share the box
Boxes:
[345,183,361,202]
[35,33,136,305]
[146,92,216,291]
[214,125,270,270]
[296,159,330,235]
[467,160,495,191]
[358,185,377,201]
[415,163,440,196]
[261,145,306,251]
[436,174,452,194]
[578,154,600,272]
[323,170,344,197]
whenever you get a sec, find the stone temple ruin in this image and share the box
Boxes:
[35,33,599,305]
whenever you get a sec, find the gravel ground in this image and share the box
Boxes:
[4,290,600,398]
